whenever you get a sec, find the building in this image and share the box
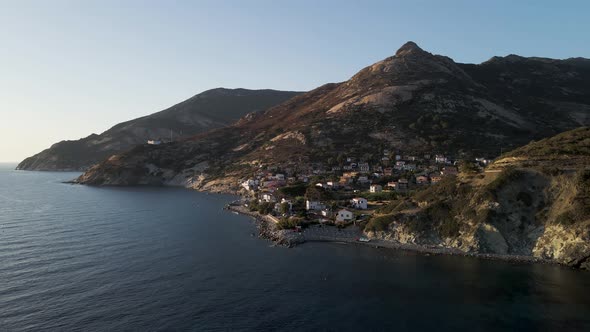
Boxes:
[260,193,276,203]
[275,198,293,213]
[435,155,447,164]
[336,209,354,223]
[350,197,368,210]
[404,164,417,171]
[358,163,370,173]
[441,166,458,176]
[241,179,258,191]
[357,176,369,184]
[275,174,285,181]
[326,181,338,189]
[306,200,325,211]
[370,184,383,193]
[396,179,409,191]
[430,175,442,184]
[476,157,492,166]
[416,175,429,185]
[147,139,162,145]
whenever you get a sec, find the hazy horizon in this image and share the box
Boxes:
[2,0,589,162]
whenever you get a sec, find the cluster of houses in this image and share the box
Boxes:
[239,152,493,224]
[304,197,367,223]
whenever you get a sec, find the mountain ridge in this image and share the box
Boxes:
[17,88,302,171]
[76,42,590,191]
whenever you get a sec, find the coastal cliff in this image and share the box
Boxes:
[364,127,590,269]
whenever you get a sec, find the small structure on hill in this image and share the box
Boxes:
[350,197,368,210]
[336,209,353,223]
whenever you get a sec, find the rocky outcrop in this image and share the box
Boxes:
[364,128,590,269]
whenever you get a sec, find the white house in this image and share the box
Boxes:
[335,209,354,223]
[435,155,447,164]
[370,184,383,193]
[350,197,368,210]
[260,193,276,203]
[275,174,285,181]
[306,200,325,211]
[241,179,258,191]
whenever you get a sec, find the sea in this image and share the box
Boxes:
[1,163,589,331]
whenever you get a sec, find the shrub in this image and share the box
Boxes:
[365,214,395,232]
[439,218,461,238]
[516,192,533,207]
[257,202,274,215]
[278,184,307,198]
[405,216,432,234]
[277,217,303,230]
[377,199,414,214]
[414,176,458,202]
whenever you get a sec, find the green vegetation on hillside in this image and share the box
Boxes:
[503,127,590,158]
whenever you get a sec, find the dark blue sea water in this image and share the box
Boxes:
[1,163,590,331]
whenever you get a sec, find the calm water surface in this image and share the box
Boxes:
[1,163,589,331]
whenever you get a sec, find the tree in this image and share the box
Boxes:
[305,186,323,201]
[279,202,291,214]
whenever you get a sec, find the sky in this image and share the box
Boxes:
[1,0,589,162]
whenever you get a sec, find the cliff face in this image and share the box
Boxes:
[77,42,590,191]
[364,127,590,269]
[17,88,302,171]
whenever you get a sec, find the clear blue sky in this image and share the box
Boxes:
[1,0,589,162]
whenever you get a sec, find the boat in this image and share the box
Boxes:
[358,237,371,243]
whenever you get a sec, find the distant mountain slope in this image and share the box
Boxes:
[77,42,590,191]
[364,127,590,269]
[17,88,302,171]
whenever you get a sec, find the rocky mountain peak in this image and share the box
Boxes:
[395,41,424,57]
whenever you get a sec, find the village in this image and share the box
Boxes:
[236,150,493,230]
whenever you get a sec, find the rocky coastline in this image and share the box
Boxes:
[226,204,559,268]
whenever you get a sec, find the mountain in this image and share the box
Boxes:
[17,88,302,171]
[76,42,590,191]
[364,127,590,269]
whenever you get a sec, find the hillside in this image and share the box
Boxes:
[364,127,590,269]
[77,42,590,191]
[17,88,301,171]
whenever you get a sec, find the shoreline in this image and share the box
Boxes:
[64,181,568,269]
[227,204,559,268]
